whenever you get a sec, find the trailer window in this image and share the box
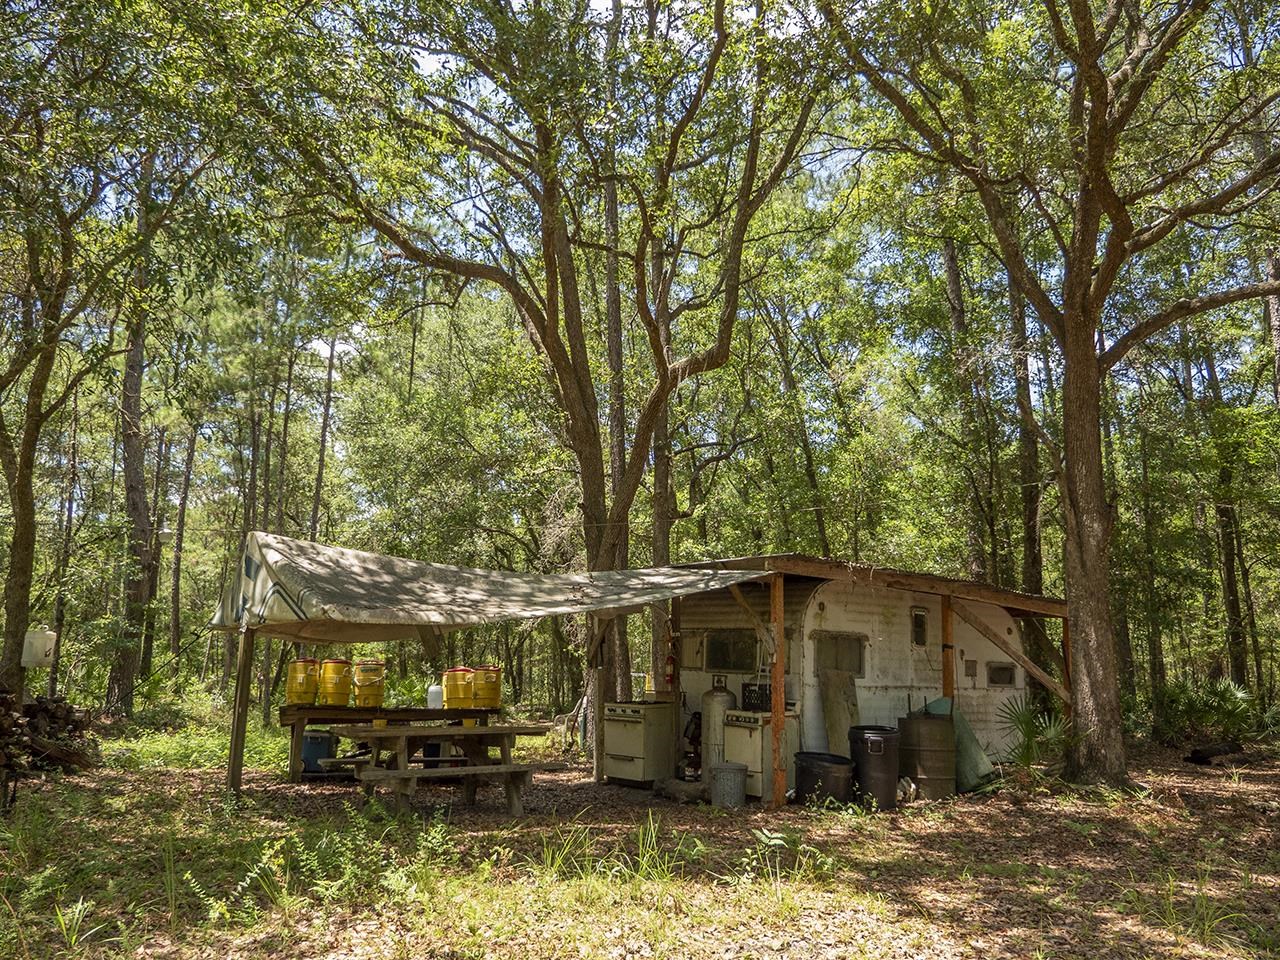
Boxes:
[810,630,866,678]
[910,607,928,646]
[705,629,757,672]
[986,662,1016,687]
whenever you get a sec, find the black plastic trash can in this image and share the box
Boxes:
[794,751,854,805]
[849,725,900,811]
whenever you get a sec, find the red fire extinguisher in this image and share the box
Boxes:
[664,650,676,688]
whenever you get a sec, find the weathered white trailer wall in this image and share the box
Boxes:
[800,580,1024,758]
[677,577,1026,762]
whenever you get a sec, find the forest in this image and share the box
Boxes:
[1,1,1278,958]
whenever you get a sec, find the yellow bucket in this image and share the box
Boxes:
[471,665,502,709]
[317,659,352,706]
[352,660,385,708]
[285,659,319,705]
[443,667,474,708]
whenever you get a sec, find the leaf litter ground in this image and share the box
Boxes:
[1,743,1275,959]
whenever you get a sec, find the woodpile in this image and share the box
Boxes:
[0,692,97,802]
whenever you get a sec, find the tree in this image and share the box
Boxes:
[187,0,830,704]
[0,2,221,696]
[819,0,1280,782]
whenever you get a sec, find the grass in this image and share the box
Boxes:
[1,721,1276,959]
[100,695,289,771]
[1116,864,1262,951]
[0,765,903,959]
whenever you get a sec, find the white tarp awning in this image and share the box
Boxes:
[210,531,767,644]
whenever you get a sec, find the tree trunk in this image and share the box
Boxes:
[943,237,987,581]
[605,0,632,703]
[1137,418,1168,736]
[260,633,273,725]
[276,346,295,533]
[1060,317,1126,784]
[310,335,336,541]
[1266,252,1280,407]
[0,344,55,699]
[1233,518,1264,701]
[107,159,156,717]
[1203,352,1249,687]
[50,403,79,699]
[1010,279,1052,687]
[170,425,198,684]
[772,300,830,556]
[140,429,170,678]
[262,375,277,533]
[1213,480,1249,687]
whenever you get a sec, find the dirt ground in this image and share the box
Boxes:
[4,744,1278,959]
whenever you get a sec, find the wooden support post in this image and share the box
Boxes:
[227,627,256,794]
[941,595,955,700]
[590,616,606,784]
[288,719,305,783]
[770,574,786,810]
[670,597,683,775]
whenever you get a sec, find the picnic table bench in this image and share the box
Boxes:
[328,722,564,815]
[278,704,498,782]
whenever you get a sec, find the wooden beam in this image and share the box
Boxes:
[769,573,786,810]
[940,595,955,699]
[728,582,775,656]
[227,626,256,794]
[951,599,1070,704]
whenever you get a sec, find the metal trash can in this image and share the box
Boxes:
[849,725,900,811]
[710,761,748,809]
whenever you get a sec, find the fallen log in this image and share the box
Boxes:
[27,734,97,772]
[1183,741,1243,765]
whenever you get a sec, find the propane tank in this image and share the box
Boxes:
[700,674,737,784]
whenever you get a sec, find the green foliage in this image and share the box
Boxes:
[1160,680,1263,744]
[1118,865,1255,950]
[996,695,1068,768]
[532,812,704,883]
[724,828,836,891]
[103,708,289,771]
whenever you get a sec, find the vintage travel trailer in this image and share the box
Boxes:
[672,558,1069,767]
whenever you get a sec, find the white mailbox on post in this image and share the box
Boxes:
[22,625,56,668]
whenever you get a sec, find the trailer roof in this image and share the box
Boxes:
[679,554,1069,619]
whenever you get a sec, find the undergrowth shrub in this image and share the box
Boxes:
[1158,679,1264,744]
[531,812,703,882]
[996,695,1068,767]
[722,828,835,889]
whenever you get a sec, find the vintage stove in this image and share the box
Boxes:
[602,701,676,787]
[723,709,799,799]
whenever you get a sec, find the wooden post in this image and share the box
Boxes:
[227,626,256,794]
[590,616,606,784]
[941,595,955,700]
[670,597,683,775]
[770,574,786,810]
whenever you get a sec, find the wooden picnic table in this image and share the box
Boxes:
[327,722,563,815]
[278,704,498,782]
